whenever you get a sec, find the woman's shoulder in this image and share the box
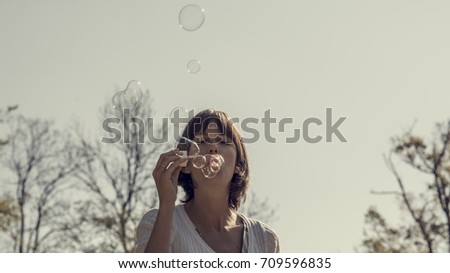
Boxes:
[139,207,159,223]
[242,215,276,234]
[139,204,185,223]
[240,214,280,252]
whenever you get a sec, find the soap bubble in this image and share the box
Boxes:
[177,136,200,156]
[175,137,225,179]
[112,80,143,113]
[208,155,223,172]
[192,155,207,169]
[179,4,205,31]
[187,59,201,74]
[201,154,225,179]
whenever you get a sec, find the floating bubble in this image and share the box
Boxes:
[187,59,201,74]
[112,80,143,113]
[179,4,205,31]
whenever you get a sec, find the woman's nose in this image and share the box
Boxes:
[208,144,219,154]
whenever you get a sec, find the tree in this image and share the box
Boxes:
[0,105,20,250]
[1,115,77,252]
[72,91,168,252]
[0,96,279,252]
[239,191,278,225]
[361,120,450,252]
[0,105,18,148]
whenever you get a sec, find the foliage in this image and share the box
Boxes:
[362,121,450,252]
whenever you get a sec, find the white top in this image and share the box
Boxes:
[135,204,280,253]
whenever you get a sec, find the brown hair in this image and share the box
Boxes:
[176,109,249,210]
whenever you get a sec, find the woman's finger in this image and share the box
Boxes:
[164,157,189,175]
[155,151,183,172]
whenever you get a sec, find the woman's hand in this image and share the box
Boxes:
[152,150,188,206]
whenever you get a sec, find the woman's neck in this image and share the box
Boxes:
[184,190,237,232]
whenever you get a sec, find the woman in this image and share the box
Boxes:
[135,109,279,253]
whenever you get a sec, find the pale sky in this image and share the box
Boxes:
[2,0,450,252]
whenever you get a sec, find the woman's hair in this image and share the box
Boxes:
[176,109,249,210]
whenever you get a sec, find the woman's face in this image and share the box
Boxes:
[187,122,237,185]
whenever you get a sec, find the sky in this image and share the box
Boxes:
[1,0,450,252]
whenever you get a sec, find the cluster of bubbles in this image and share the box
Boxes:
[179,4,205,74]
[177,137,225,179]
